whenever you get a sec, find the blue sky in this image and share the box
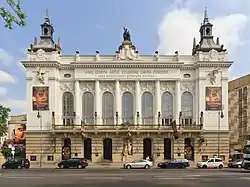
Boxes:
[0,0,250,114]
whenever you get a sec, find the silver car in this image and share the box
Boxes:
[123,159,153,169]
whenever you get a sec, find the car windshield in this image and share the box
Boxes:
[234,159,242,162]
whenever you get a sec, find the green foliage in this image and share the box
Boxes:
[0,104,11,137]
[1,147,11,158]
[0,0,26,29]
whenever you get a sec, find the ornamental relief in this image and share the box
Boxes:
[120,81,135,93]
[140,82,155,93]
[59,83,75,93]
[160,82,175,94]
[99,81,115,93]
[180,81,195,93]
[80,82,95,93]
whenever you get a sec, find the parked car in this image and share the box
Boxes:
[123,159,153,169]
[158,159,190,169]
[196,158,224,169]
[228,159,243,168]
[58,158,88,169]
[2,158,30,169]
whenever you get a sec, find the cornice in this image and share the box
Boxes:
[21,61,60,68]
[196,61,233,68]
[70,63,184,68]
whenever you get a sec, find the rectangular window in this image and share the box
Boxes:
[47,155,54,161]
[30,155,37,161]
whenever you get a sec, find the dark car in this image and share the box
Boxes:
[58,158,88,169]
[228,159,243,168]
[158,159,190,169]
[2,158,30,169]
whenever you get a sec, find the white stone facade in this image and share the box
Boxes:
[23,50,231,131]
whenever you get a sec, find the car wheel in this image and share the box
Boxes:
[202,165,207,169]
[126,165,131,169]
[59,165,64,169]
[218,165,223,169]
[144,165,150,169]
[237,165,242,168]
[17,165,22,169]
[77,164,83,169]
[2,165,6,169]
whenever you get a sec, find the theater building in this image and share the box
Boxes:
[22,10,232,166]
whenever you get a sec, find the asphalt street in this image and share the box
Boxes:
[0,168,250,187]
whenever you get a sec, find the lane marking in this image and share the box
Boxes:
[155,177,198,180]
[81,177,124,180]
[5,176,44,179]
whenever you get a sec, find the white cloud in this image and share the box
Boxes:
[0,48,14,66]
[0,70,16,83]
[0,87,7,96]
[157,8,248,55]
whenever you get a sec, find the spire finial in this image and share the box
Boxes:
[45,8,49,18]
[203,7,209,24]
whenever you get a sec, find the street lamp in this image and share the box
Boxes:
[218,109,224,158]
[37,111,42,168]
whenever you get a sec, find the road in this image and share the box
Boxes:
[0,168,250,187]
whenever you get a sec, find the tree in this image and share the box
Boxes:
[0,104,11,137]
[0,0,26,29]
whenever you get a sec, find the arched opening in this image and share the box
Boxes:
[184,138,194,161]
[102,92,114,125]
[161,92,174,125]
[103,138,112,161]
[84,138,92,161]
[141,92,154,125]
[122,92,134,123]
[164,138,172,160]
[62,138,71,160]
[143,138,152,159]
[181,92,193,125]
[82,92,94,124]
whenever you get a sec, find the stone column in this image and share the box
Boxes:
[95,80,102,125]
[135,81,141,124]
[75,80,81,125]
[115,80,122,124]
[155,80,161,125]
[175,80,181,122]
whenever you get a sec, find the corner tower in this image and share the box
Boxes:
[192,7,226,55]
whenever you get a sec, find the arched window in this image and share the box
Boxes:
[181,92,193,125]
[62,92,74,126]
[141,92,153,125]
[102,92,114,125]
[82,92,94,124]
[161,92,173,125]
[122,92,134,124]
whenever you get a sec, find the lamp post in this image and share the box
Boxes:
[37,111,42,168]
[218,109,224,158]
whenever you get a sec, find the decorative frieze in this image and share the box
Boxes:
[120,81,135,93]
[99,81,115,93]
[79,82,95,93]
[160,81,175,94]
[140,81,155,93]
[180,81,195,93]
[59,83,75,92]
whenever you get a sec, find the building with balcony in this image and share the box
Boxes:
[22,9,232,166]
[229,74,250,152]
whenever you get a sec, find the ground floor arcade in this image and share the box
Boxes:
[25,131,230,166]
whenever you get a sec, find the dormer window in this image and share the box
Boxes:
[206,28,211,36]
[43,28,48,35]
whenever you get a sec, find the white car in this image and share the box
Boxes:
[123,159,153,169]
[197,158,224,169]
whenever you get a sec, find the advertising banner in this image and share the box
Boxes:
[205,87,222,111]
[32,87,49,110]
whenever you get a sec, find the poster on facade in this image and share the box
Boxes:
[205,87,222,110]
[32,87,49,110]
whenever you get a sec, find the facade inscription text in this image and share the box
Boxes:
[83,69,169,78]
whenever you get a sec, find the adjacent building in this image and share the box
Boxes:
[229,74,250,151]
[22,9,232,166]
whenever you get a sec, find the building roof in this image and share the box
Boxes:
[228,74,250,91]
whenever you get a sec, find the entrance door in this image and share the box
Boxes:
[84,138,92,161]
[143,138,152,159]
[62,138,71,160]
[103,138,112,160]
[164,138,172,160]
